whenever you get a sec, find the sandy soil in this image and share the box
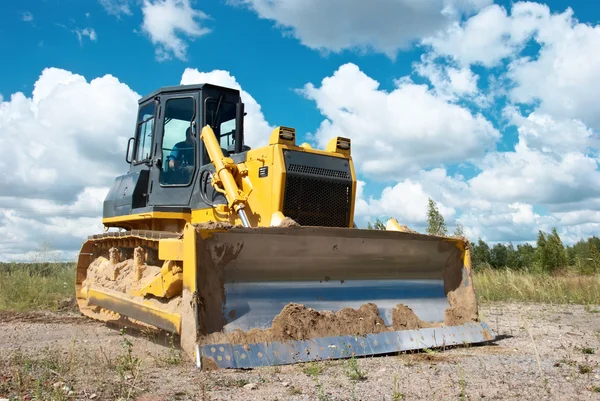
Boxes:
[1,301,600,400]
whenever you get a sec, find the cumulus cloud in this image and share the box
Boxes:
[506,7,600,130]
[300,63,500,179]
[141,0,211,61]
[180,68,274,147]
[422,2,548,67]
[232,0,492,58]
[421,2,600,130]
[0,68,140,260]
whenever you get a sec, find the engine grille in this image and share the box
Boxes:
[281,149,353,227]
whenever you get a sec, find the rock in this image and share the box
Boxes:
[53,382,64,389]
[281,382,290,387]
[90,394,98,399]
[244,383,258,390]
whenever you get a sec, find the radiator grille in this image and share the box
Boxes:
[282,175,352,227]
[287,164,351,179]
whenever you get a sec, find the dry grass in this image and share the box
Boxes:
[473,267,600,305]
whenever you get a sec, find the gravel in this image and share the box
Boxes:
[1,301,600,400]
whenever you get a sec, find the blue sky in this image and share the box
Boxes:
[1,0,600,260]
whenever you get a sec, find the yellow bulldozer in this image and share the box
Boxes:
[75,83,495,369]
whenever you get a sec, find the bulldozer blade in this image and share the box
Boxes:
[199,322,495,369]
[192,225,495,368]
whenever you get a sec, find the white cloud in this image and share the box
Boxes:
[0,68,140,260]
[468,111,600,205]
[421,2,600,131]
[359,177,457,226]
[74,27,98,44]
[98,0,133,18]
[300,63,500,179]
[180,68,274,148]
[233,0,492,58]
[413,53,482,104]
[22,11,33,22]
[422,2,550,67]
[506,7,600,130]
[141,0,211,61]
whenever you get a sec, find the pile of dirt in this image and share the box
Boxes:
[81,254,161,294]
[194,221,235,231]
[199,300,476,346]
[392,304,434,330]
[277,217,300,227]
[444,287,478,326]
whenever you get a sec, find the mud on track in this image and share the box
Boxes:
[1,302,600,400]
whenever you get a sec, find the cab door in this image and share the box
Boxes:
[147,94,199,208]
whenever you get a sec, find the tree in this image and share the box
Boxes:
[426,198,447,236]
[367,218,386,230]
[471,238,491,270]
[534,230,548,272]
[505,242,521,269]
[490,243,508,268]
[453,221,465,237]
[517,243,536,270]
[546,227,568,271]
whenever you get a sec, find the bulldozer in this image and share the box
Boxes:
[75,82,495,369]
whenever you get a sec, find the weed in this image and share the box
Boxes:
[115,328,142,400]
[578,364,592,374]
[581,347,595,355]
[392,374,403,400]
[591,386,600,393]
[457,365,467,401]
[302,362,324,377]
[344,356,367,381]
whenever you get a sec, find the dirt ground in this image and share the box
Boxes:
[1,301,600,400]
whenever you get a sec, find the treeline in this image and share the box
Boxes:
[471,230,600,274]
[367,198,600,274]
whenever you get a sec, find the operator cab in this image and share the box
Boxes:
[103,83,249,223]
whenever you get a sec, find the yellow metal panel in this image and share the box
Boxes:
[103,211,190,224]
[182,224,198,292]
[189,140,356,228]
[158,238,185,261]
[86,287,181,333]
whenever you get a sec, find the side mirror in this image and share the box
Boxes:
[125,137,135,164]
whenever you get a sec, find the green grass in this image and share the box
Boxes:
[473,267,600,305]
[0,262,76,311]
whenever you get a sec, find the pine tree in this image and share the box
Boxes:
[426,198,447,236]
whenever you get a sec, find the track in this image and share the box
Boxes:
[75,229,182,331]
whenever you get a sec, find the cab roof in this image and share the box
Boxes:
[138,83,240,104]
